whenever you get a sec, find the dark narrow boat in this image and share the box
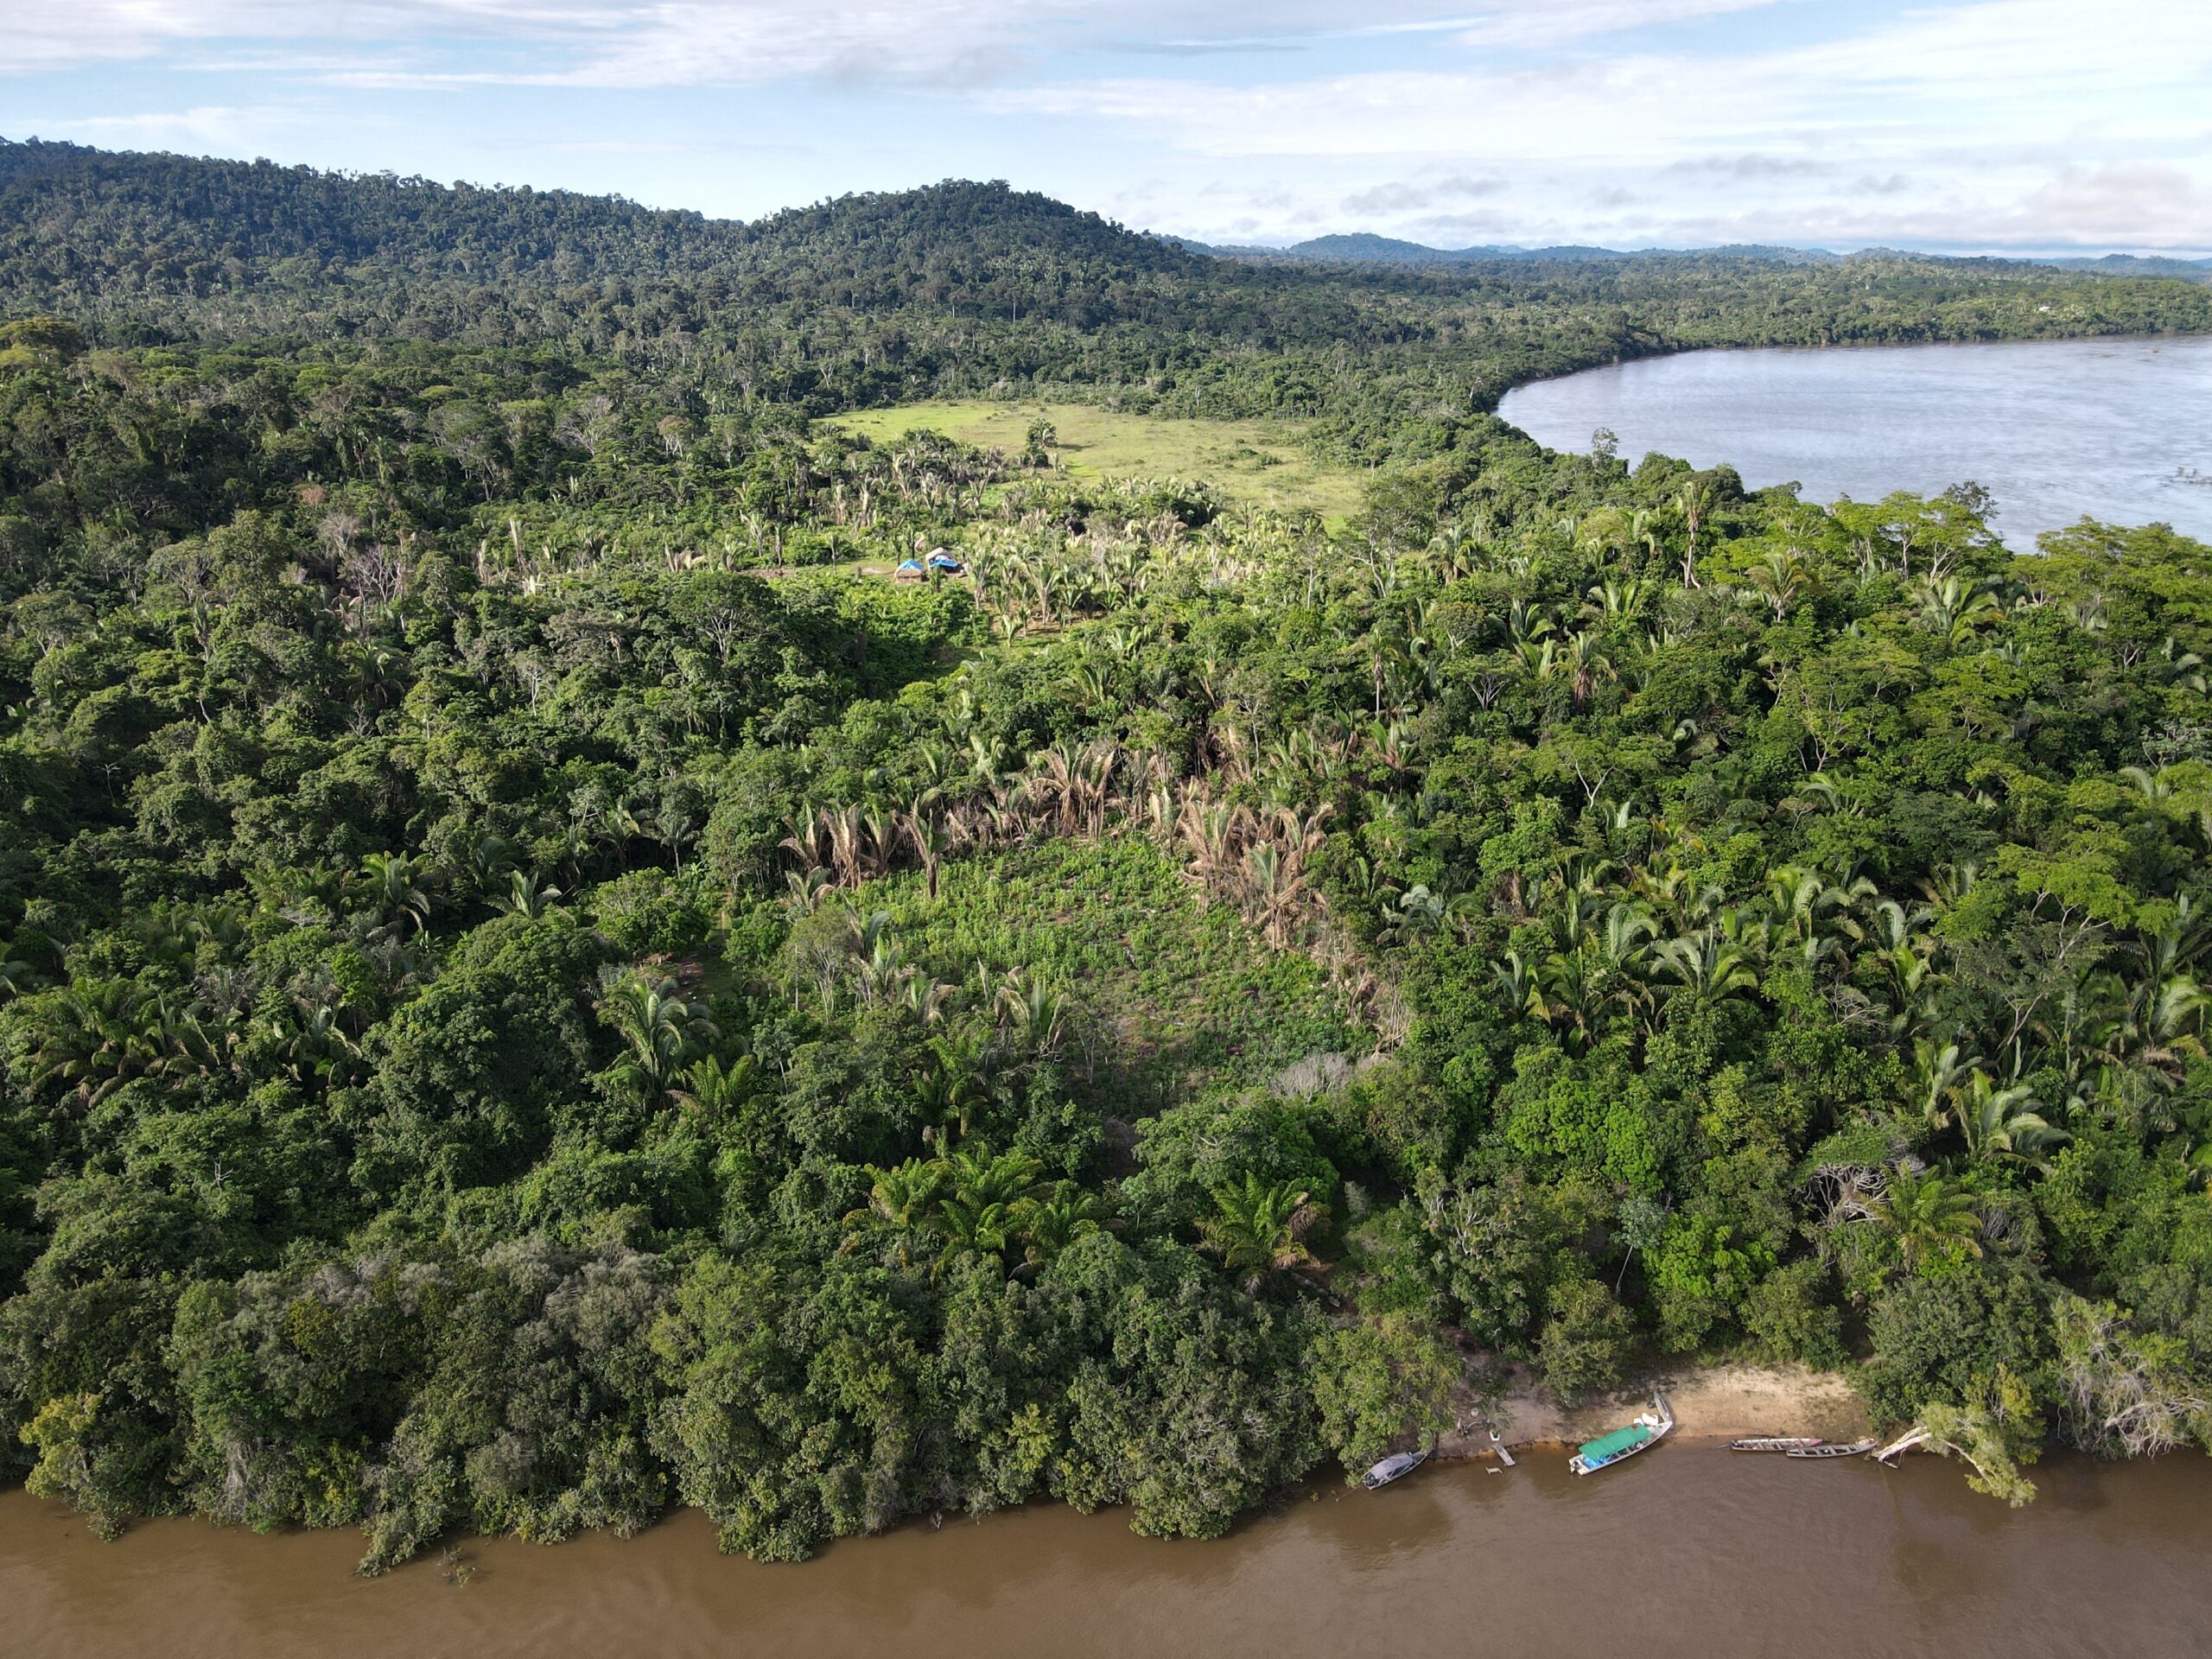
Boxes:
[1729,1436,1825,1453]
[1787,1438,1878,1459]
[1569,1394,1673,1476]
[1363,1448,1431,1491]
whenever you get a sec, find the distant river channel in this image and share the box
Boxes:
[1498,334,2212,546]
[8,1449,2212,1658]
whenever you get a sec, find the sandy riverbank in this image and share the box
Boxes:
[1440,1362,1872,1455]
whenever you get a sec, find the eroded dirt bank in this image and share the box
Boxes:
[1441,1361,1874,1456]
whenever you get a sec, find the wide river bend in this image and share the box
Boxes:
[1499,334,2212,546]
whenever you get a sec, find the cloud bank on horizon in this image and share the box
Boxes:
[4,0,2209,254]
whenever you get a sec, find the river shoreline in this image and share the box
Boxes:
[10,1446,2209,1659]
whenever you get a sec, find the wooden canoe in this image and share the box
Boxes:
[1725,1433,1831,1451]
[1787,1438,1878,1459]
[1728,1436,1826,1453]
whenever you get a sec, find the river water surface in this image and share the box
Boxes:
[1498,334,2212,545]
[7,1448,2211,1659]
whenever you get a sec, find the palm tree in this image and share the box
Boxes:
[1749,549,1813,621]
[1531,944,1604,1050]
[822,803,868,886]
[1599,899,1659,973]
[944,1141,1048,1211]
[907,742,959,807]
[861,804,897,878]
[453,827,518,893]
[905,810,950,899]
[1914,575,2004,645]
[1957,1076,2069,1165]
[493,871,564,919]
[782,866,836,916]
[647,800,698,871]
[599,972,717,1102]
[2088,968,2207,1089]
[1870,899,1941,1033]
[849,929,913,1005]
[276,998,359,1085]
[359,851,430,936]
[1013,1183,1117,1272]
[1765,864,1857,944]
[994,969,1067,1056]
[1505,598,1555,647]
[673,1052,756,1116]
[1554,629,1615,709]
[27,980,161,1108]
[846,1157,947,1267]
[1243,841,1313,948]
[1197,1173,1327,1293]
[1378,883,1450,948]
[966,731,1011,791]
[1869,1166,1984,1271]
[1491,949,1540,1017]
[915,1027,990,1150]
[935,1197,1018,1256]
[1425,523,1482,582]
[779,803,830,876]
[1915,1039,1977,1129]
[1671,480,1713,588]
[1654,931,1759,1012]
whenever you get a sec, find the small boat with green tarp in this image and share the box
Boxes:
[1568,1394,1673,1476]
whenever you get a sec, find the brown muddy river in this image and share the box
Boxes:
[6,1448,2209,1658]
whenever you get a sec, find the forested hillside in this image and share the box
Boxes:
[3,146,2212,1564]
[7,138,2209,431]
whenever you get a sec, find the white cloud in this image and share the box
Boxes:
[1341,173,1507,213]
[983,0,2212,247]
[993,0,2212,161]
[3,1,1789,84]
[1666,154,1830,179]
[4,1,2208,251]
[982,62,1757,162]
[1453,0,1777,50]
[2008,164,2212,242]
[35,105,304,149]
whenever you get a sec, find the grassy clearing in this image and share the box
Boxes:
[861,837,1363,1116]
[828,400,1371,523]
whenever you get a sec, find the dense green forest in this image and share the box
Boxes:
[4,144,2212,1564]
[11,137,2211,449]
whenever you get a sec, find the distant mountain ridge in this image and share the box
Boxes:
[2042,253,2212,284]
[1178,231,2212,281]
[1173,232,1841,266]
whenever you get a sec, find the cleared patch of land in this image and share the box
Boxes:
[861,838,1363,1116]
[828,400,1370,522]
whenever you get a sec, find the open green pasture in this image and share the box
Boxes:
[827,400,1370,522]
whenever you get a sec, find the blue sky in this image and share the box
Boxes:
[5,1,2209,252]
